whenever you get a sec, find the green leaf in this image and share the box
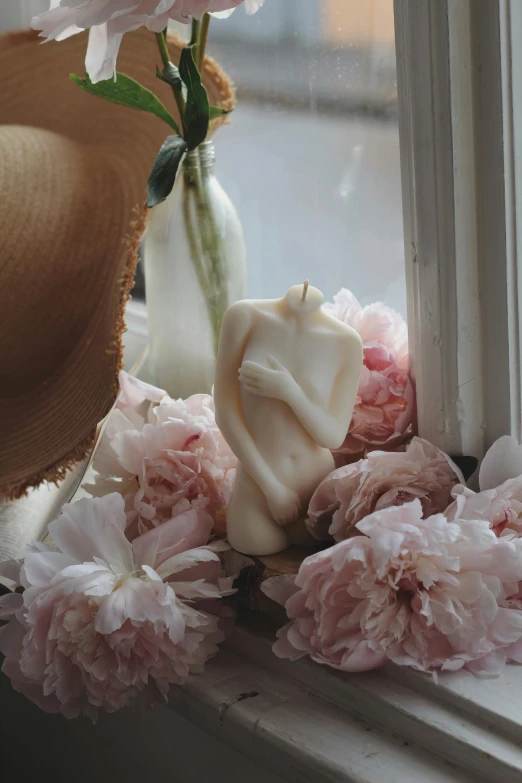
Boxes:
[178,45,209,150]
[70,72,180,135]
[147,135,189,208]
[209,105,232,120]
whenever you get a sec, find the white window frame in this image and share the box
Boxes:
[396,0,522,457]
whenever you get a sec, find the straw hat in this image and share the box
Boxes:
[0,28,234,499]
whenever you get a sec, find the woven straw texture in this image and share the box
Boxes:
[0,28,234,499]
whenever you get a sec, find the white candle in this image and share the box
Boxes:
[214,283,363,556]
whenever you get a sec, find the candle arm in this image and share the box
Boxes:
[284,381,354,451]
[214,305,281,496]
[239,354,362,451]
[216,406,280,492]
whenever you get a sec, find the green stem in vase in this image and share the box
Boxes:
[198,14,211,69]
[183,14,226,356]
[183,156,229,357]
[156,15,226,356]
[155,30,186,134]
[190,18,201,48]
[182,177,211,296]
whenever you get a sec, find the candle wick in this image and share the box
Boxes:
[302,280,309,303]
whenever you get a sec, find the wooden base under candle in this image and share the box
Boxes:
[214,510,324,617]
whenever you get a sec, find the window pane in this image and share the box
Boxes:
[204,0,405,315]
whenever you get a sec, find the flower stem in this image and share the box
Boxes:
[155,30,186,135]
[190,19,200,47]
[155,29,171,68]
[198,14,211,70]
[183,155,229,357]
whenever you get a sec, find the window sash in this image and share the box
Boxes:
[395,0,482,457]
[500,0,522,441]
[394,0,522,456]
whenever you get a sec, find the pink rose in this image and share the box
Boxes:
[88,373,236,537]
[0,494,234,720]
[308,437,464,541]
[32,1,264,83]
[324,289,414,461]
[263,501,522,676]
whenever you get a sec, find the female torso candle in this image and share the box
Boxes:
[214,283,363,556]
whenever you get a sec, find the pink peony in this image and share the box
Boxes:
[263,501,522,676]
[87,372,236,537]
[308,437,464,542]
[32,1,265,83]
[0,494,234,720]
[441,436,522,666]
[445,481,522,538]
[324,289,414,460]
[444,436,522,537]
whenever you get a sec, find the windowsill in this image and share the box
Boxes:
[124,300,522,783]
[220,619,522,783]
[169,619,481,783]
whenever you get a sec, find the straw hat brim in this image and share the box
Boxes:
[0,28,235,499]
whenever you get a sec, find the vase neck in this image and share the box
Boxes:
[183,141,216,173]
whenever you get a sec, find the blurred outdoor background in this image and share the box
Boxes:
[2,1,405,317]
[157,0,406,316]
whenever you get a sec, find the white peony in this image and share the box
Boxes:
[32,0,265,83]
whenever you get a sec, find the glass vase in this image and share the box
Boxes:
[143,140,247,398]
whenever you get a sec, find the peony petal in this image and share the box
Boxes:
[95,577,185,638]
[155,547,220,580]
[117,371,165,411]
[488,607,522,646]
[49,494,134,575]
[316,640,386,673]
[91,408,142,478]
[132,506,214,569]
[57,563,118,597]
[172,578,235,599]
[479,436,522,490]
[31,3,81,41]
[211,9,236,18]
[141,564,163,582]
[85,24,123,83]
[0,591,23,618]
[0,558,23,586]
[272,625,308,661]
[22,551,78,588]
[261,575,299,607]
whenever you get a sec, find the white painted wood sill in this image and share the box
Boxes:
[126,301,522,783]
